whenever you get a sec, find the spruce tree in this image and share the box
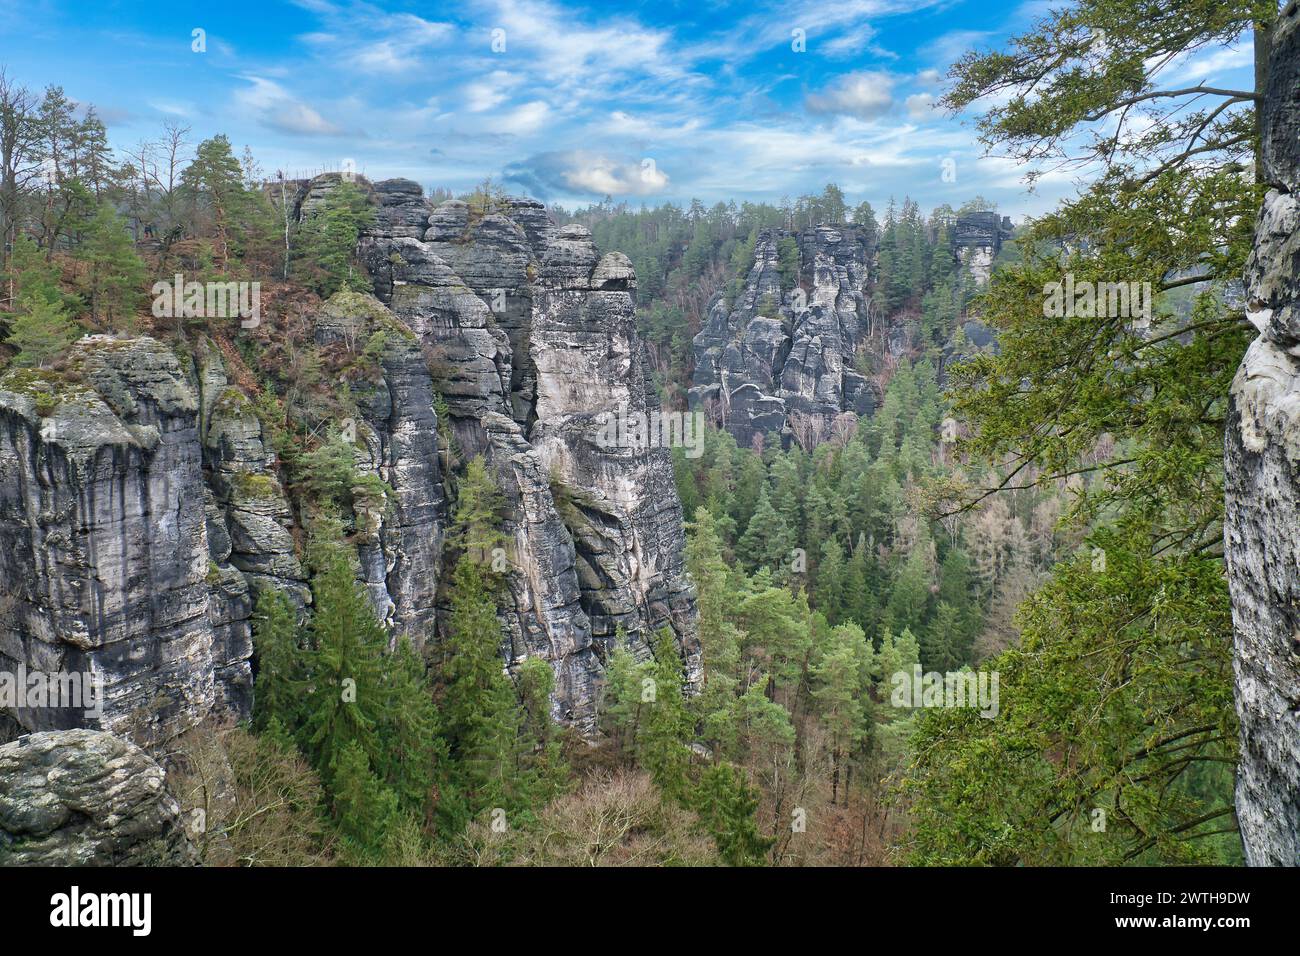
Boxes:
[437,557,522,824]
[251,588,303,732]
[812,622,873,803]
[300,542,388,783]
[375,636,442,818]
[694,763,773,866]
[636,629,693,798]
[738,485,795,575]
[4,296,77,367]
[814,537,846,623]
[330,737,402,863]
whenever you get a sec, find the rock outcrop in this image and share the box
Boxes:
[951,211,1015,287]
[1223,3,1300,867]
[312,292,447,644]
[0,332,317,743]
[0,176,702,745]
[0,338,245,744]
[354,180,700,729]
[0,729,196,866]
[689,225,877,449]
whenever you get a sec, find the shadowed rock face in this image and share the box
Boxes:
[689,225,877,450]
[0,338,234,744]
[0,335,312,743]
[0,729,196,866]
[357,183,700,730]
[1224,5,1300,867]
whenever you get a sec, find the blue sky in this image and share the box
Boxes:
[0,0,1256,219]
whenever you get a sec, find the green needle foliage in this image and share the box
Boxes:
[903,0,1273,864]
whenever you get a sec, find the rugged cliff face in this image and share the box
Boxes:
[0,333,314,742]
[689,226,877,450]
[1224,5,1300,867]
[0,176,700,749]
[0,337,242,744]
[356,179,701,729]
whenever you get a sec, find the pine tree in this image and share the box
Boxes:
[74,203,144,327]
[180,134,251,269]
[300,543,388,784]
[694,763,773,866]
[294,180,373,296]
[4,296,77,367]
[251,588,303,732]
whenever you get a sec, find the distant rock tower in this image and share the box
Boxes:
[951,211,1014,286]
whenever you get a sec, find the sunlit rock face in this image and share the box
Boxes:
[1224,4,1300,867]
[689,225,878,451]
[357,180,700,731]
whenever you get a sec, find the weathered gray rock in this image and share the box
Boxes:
[530,252,701,688]
[314,292,447,646]
[195,337,308,608]
[0,729,197,866]
[0,337,235,745]
[689,225,877,449]
[360,183,700,729]
[1224,2,1300,867]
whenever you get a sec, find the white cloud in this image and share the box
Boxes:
[234,76,343,136]
[822,23,887,60]
[920,29,995,70]
[464,71,522,113]
[505,150,669,197]
[566,155,668,195]
[292,7,453,75]
[806,72,895,120]
[499,100,550,135]
[905,93,936,121]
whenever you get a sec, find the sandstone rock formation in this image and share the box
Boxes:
[1223,3,1300,866]
[0,729,196,865]
[352,179,700,729]
[312,291,446,643]
[689,225,877,450]
[0,337,245,744]
[0,331,316,743]
[0,176,701,746]
[951,211,1014,287]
